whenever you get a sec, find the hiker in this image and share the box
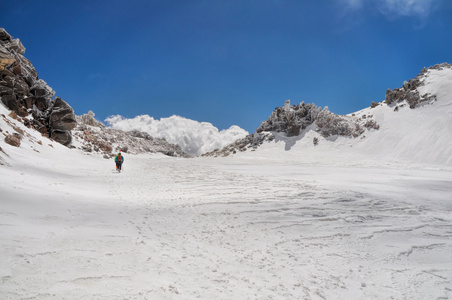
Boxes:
[115,151,124,172]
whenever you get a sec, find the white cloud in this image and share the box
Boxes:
[105,114,249,156]
[341,0,364,10]
[378,0,437,18]
[340,0,440,18]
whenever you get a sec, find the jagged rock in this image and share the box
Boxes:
[257,100,321,136]
[5,133,21,147]
[257,100,362,138]
[0,27,77,146]
[385,63,450,108]
[7,38,25,55]
[0,28,12,41]
[206,98,381,157]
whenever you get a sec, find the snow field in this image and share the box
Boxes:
[1,149,451,299]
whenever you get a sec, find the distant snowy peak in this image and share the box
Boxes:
[205,63,452,159]
[105,114,249,156]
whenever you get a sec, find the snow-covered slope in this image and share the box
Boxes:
[1,98,451,299]
[207,64,452,168]
[105,114,249,156]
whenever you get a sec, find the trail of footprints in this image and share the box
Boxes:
[103,158,452,299]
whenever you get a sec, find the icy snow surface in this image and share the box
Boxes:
[1,110,452,300]
[105,114,249,156]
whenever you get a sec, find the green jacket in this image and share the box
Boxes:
[115,154,124,163]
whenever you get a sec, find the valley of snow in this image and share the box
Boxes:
[1,66,452,299]
[1,120,452,299]
[105,114,249,156]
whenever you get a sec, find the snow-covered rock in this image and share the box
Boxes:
[73,111,190,157]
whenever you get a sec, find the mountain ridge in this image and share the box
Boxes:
[204,63,452,168]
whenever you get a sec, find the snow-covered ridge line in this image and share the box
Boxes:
[205,63,452,168]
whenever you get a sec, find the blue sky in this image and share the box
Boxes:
[2,0,452,132]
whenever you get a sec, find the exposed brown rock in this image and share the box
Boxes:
[5,133,21,147]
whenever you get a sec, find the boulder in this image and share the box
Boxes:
[49,97,77,131]
[51,129,72,146]
[1,94,18,111]
[5,133,21,147]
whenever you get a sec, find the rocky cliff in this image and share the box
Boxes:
[0,28,76,145]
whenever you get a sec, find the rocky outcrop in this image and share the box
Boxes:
[0,28,76,145]
[257,100,320,137]
[79,110,105,128]
[73,111,190,158]
[48,97,77,145]
[385,63,450,108]
[205,100,380,157]
[257,100,366,138]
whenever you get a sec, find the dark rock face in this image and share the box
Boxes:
[49,97,77,131]
[0,28,76,146]
[50,129,72,146]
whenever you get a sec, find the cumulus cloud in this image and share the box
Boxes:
[340,0,440,18]
[105,114,249,156]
